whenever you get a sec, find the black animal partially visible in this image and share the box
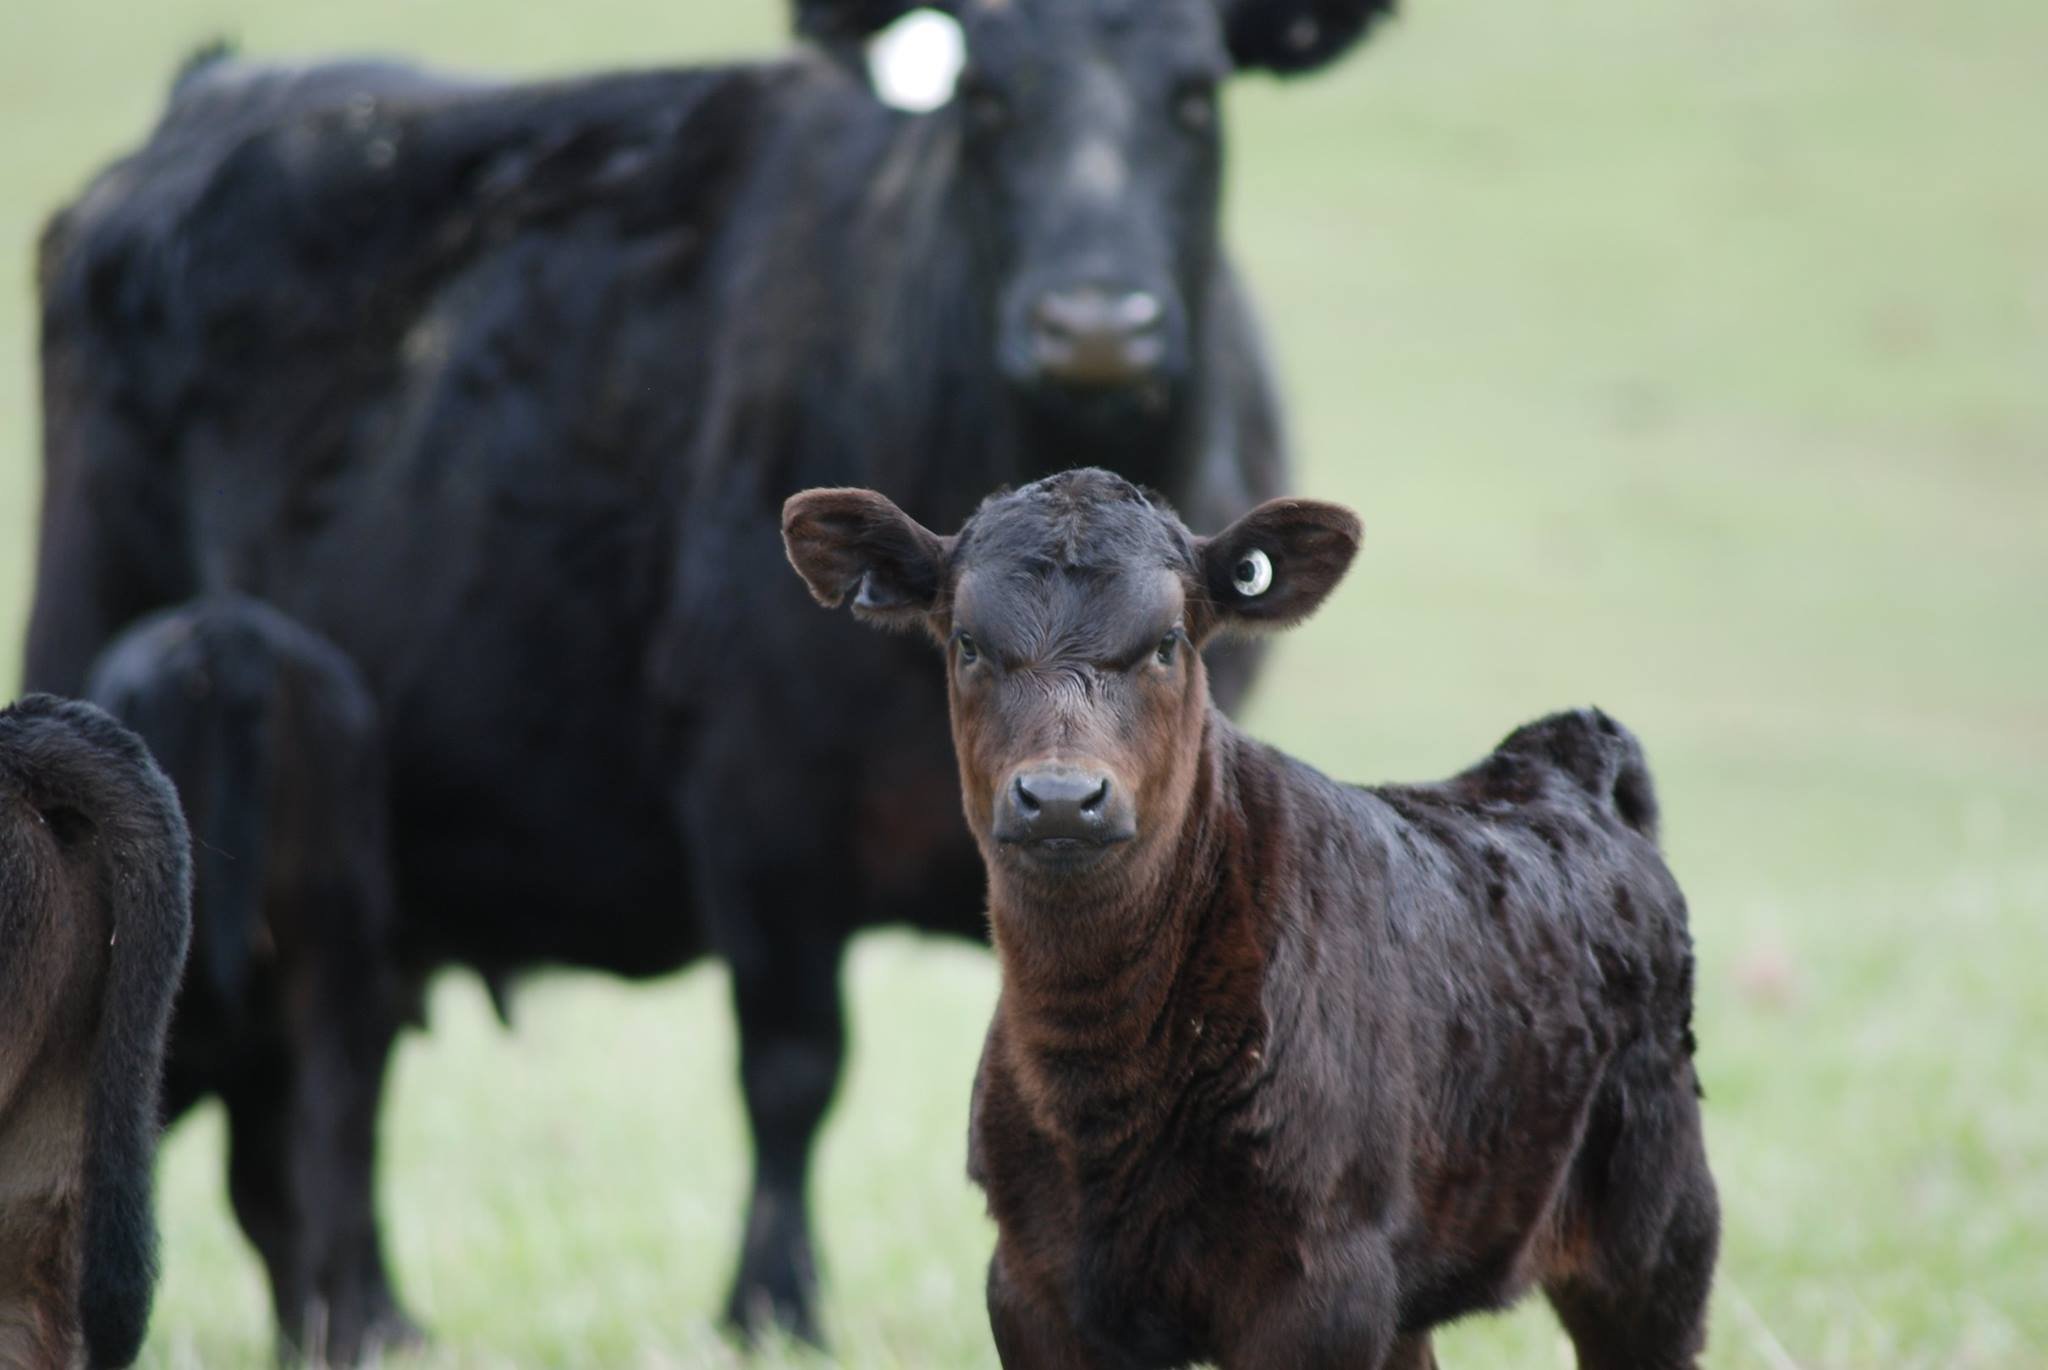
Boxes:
[0,696,193,1369]
[84,597,412,1364]
[785,470,1718,1369]
[28,0,1397,1349]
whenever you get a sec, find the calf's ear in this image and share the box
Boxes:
[1220,0,1397,76]
[1198,497,1361,634]
[783,487,950,629]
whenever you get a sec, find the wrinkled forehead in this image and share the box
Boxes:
[958,0,1228,73]
[949,476,1197,657]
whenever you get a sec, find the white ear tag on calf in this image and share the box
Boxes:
[867,9,966,114]
[1232,548,1273,598]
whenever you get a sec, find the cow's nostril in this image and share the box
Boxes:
[1111,292,1161,331]
[1006,769,1118,842]
[1029,288,1169,387]
[1033,289,1161,341]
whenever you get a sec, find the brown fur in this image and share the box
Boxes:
[785,470,1718,1369]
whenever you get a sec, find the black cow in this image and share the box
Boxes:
[85,597,412,1363]
[28,0,1396,1351]
[784,469,1719,1369]
[0,696,193,1369]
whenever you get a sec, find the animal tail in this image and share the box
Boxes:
[0,695,193,1369]
[1498,706,1661,844]
[186,697,271,1010]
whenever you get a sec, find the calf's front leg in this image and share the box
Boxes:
[987,1246,1095,1370]
[1227,1227,1404,1370]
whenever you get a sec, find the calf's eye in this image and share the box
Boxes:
[957,633,980,664]
[1155,632,1179,666]
[1232,548,1273,598]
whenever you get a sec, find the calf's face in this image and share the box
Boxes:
[784,470,1359,888]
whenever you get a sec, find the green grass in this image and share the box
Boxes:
[4,0,2045,1365]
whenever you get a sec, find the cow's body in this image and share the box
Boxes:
[0,697,193,1369]
[86,597,414,1361]
[25,0,1338,1344]
[782,470,1719,1368]
[970,712,1716,1369]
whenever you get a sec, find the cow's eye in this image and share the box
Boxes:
[961,81,1008,134]
[1173,80,1216,133]
[1155,632,1179,667]
[957,633,980,665]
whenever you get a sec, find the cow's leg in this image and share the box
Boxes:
[222,1003,417,1365]
[1546,1173,1717,1370]
[1228,1226,1401,1369]
[1545,1086,1719,1370]
[719,919,848,1346]
[986,1247,1092,1370]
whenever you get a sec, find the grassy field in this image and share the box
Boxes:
[4,0,2045,1365]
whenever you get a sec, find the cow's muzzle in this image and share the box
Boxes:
[994,765,1136,865]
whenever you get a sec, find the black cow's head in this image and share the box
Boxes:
[782,470,1359,892]
[797,0,1396,403]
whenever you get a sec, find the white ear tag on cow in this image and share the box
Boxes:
[1232,548,1273,598]
[868,9,966,114]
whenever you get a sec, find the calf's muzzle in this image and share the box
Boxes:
[995,764,1135,854]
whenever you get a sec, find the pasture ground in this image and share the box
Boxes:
[2,1,2043,1365]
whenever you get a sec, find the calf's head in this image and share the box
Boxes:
[784,469,1358,893]
[797,0,1397,400]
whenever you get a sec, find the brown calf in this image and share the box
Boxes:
[785,469,1717,1369]
[1,696,192,1369]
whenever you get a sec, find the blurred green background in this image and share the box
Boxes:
[3,1,2044,1366]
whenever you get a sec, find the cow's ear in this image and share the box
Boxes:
[1220,0,1397,76]
[783,487,951,629]
[1197,498,1360,634]
[792,0,956,47]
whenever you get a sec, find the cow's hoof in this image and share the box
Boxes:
[724,1196,825,1349]
[360,1308,429,1359]
[281,1301,428,1367]
[723,1279,825,1351]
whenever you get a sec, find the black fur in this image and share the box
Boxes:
[1220,0,1399,73]
[29,0,1392,1348]
[85,598,415,1363]
[787,471,1719,1368]
[0,695,193,1369]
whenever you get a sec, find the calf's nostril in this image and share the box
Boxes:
[1014,776,1042,816]
[1079,778,1110,816]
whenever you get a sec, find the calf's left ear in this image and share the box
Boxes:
[1198,497,1361,633]
[1220,0,1397,76]
[783,487,951,629]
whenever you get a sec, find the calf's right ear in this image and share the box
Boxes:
[783,488,951,629]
